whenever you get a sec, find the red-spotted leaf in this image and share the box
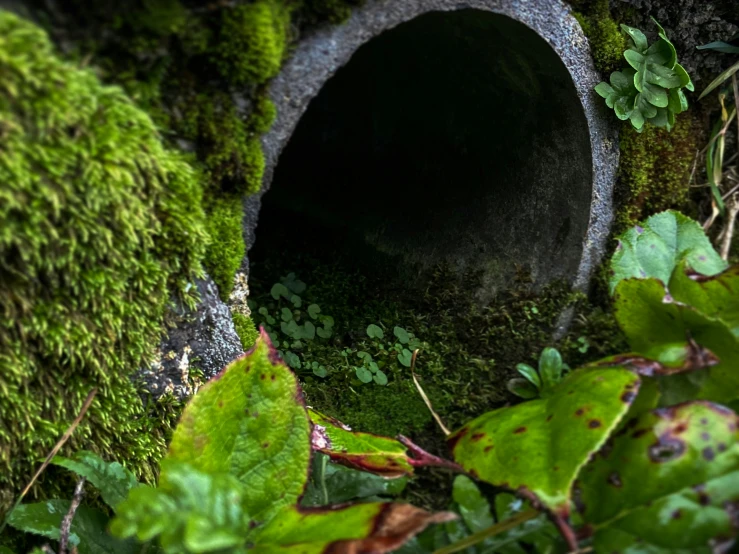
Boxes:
[448,367,640,515]
[250,504,456,554]
[590,341,719,377]
[578,402,739,550]
[308,408,413,478]
[669,262,739,337]
[614,278,739,403]
[168,329,312,522]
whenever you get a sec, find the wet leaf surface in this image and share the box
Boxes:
[614,278,739,403]
[168,329,311,522]
[578,402,739,549]
[308,408,414,478]
[448,367,640,514]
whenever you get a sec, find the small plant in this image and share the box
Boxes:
[346,324,423,386]
[250,273,334,377]
[507,347,570,399]
[595,18,693,132]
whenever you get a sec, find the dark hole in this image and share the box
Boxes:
[252,9,592,297]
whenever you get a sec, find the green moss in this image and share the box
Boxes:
[249,95,278,135]
[203,195,246,300]
[233,312,259,350]
[214,0,292,86]
[0,11,207,514]
[616,115,697,229]
[299,0,362,25]
[573,0,626,75]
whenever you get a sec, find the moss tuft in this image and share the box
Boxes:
[299,0,362,25]
[249,95,278,135]
[233,312,259,351]
[202,195,246,300]
[214,0,292,86]
[616,115,697,229]
[0,10,207,514]
[573,0,627,75]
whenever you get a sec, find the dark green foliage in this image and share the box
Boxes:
[595,19,694,132]
[0,10,207,513]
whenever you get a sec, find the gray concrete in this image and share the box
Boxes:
[247,0,619,296]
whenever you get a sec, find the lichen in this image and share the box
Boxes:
[0,10,207,514]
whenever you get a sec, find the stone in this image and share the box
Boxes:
[248,0,620,299]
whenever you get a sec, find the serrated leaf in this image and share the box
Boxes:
[167,329,311,522]
[668,263,739,337]
[111,461,250,553]
[579,402,739,549]
[309,409,414,478]
[609,210,727,294]
[366,324,384,339]
[251,503,456,554]
[613,278,739,403]
[52,451,140,511]
[449,367,640,513]
[9,500,137,554]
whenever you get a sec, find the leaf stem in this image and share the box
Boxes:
[319,453,329,505]
[432,508,539,554]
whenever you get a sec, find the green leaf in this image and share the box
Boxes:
[668,263,739,337]
[290,295,302,308]
[283,350,301,369]
[398,349,413,367]
[609,210,727,294]
[538,347,563,392]
[317,325,332,339]
[366,324,384,339]
[307,304,321,319]
[280,307,293,322]
[452,476,493,532]
[651,18,677,68]
[613,278,739,403]
[251,504,455,553]
[373,370,388,385]
[302,455,407,507]
[9,500,137,554]
[507,377,539,399]
[699,60,739,100]
[111,461,251,553]
[579,402,739,550]
[308,409,414,478]
[625,48,681,107]
[302,320,316,340]
[270,283,290,300]
[356,366,373,383]
[620,24,648,52]
[697,41,739,54]
[394,326,411,344]
[674,63,694,91]
[167,329,311,523]
[515,363,541,388]
[449,367,640,513]
[596,69,637,112]
[281,273,306,294]
[52,451,139,511]
[313,364,327,378]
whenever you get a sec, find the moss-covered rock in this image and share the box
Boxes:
[572,0,626,75]
[0,10,207,513]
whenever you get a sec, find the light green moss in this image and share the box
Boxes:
[573,0,626,75]
[233,313,259,350]
[249,95,278,135]
[203,195,246,300]
[215,0,292,86]
[0,10,207,514]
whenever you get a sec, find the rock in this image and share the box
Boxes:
[138,276,244,400]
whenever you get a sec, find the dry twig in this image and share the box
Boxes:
[409,349,451,436]
[59,478,86,554]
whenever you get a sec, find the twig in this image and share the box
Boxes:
[720,195,739,260]
[0,388,97,534]
[59,478,86,554]
[432,508,540,554]
[408,349,451,436]
[397,435,463,472]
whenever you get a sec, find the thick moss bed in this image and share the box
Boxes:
[0,11,207,514]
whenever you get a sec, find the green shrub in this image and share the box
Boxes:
[0,10,207,512]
